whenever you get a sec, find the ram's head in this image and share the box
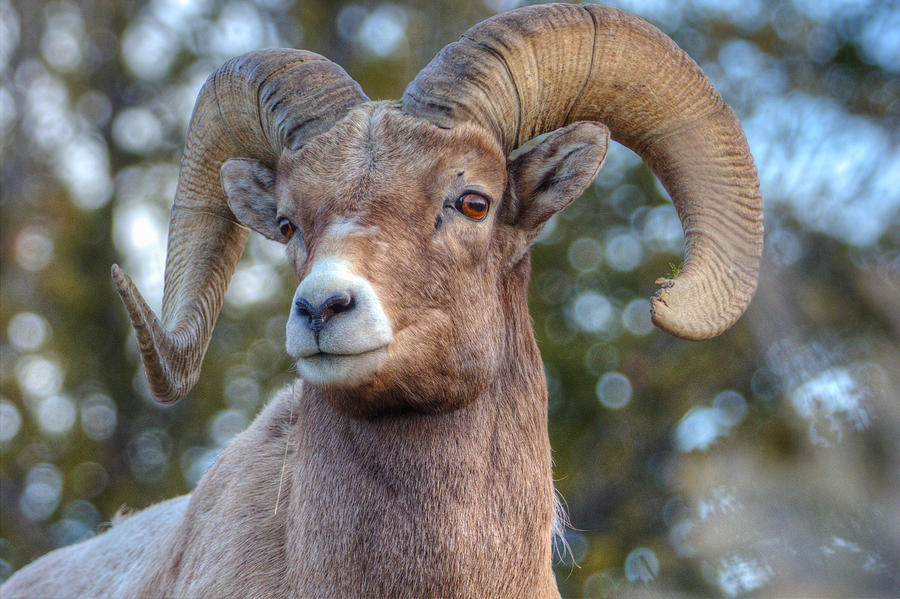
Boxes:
[112,4,763,417]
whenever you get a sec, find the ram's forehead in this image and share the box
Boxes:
[285,102,506,190]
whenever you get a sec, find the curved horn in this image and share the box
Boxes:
[113,50,369,403]
[402,4,763,340]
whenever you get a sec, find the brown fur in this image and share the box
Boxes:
[1,104,609,599]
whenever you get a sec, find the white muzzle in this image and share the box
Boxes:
[286,257,392,386]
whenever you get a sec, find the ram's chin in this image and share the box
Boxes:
[296,348,389,388]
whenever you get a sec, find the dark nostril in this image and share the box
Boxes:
[324,292,354,315]
[295,293,354,333]
[294,298,314,319]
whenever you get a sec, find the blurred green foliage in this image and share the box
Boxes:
[1,0,898,596]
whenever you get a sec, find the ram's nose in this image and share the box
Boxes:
[285,257,393,367]
[294,292,355,332]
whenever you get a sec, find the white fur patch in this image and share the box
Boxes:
[324,218,378,239]
[285,256,392,387]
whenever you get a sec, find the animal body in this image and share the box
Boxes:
[1,3,762,598]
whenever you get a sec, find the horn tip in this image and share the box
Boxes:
[110,264,145,318]
[110,263,136,299]
[110,262,123,282]
[649,276,735,341]
[110,264,187,405]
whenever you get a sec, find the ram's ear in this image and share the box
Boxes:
[221,158,284,242]
[506,121,609,243]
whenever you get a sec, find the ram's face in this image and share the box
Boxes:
[112,8,763,409]
[222,102,608,417]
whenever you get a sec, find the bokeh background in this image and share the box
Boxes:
[1,0,898,596]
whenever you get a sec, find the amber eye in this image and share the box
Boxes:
[277,216,296,241]
[454,193,489,221]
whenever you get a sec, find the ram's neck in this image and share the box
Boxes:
[286,260,557,598]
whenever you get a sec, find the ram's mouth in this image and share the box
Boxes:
[298,344,389,359]
[296,346,389,387]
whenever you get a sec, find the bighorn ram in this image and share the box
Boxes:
[2,3,762,597]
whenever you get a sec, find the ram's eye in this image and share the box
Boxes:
[277,216,296,241]
[454,193,490,221]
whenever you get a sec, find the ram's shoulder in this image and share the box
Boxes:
[0,495,190,599]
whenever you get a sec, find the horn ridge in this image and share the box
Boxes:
[402,3,763,340]
[115,50,369,404]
